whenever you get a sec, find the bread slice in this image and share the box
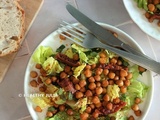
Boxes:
[0,0,25,56]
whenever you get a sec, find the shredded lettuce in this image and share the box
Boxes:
[107,85,120,101]
[42,57,63,74]
[73,63,86,78]
[64,48,74,58]
[32,46,54,64]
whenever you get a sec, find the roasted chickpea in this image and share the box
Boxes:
[116,80,124,87]
[132,104,139,111]
[75,84,81,90]
[128,115,135,120]
[103,94,110,102]
[126,73,133,79]
[30,80,38,87]
[114,75,119,81]
[73,54,79,60]
[75,91,83,99]
[35,63,42,69]
[30,71,38,78]
[45,78,52,85]
[94,75,101,81]
[124,79,130,86]
[84,69,92,78]
[67,109,74,115]
[101,79,109,87]
[64,66,71,73]
[51,76,57,82]
[95,68,103,75]
[120,69,128,77]
[91,64,96,69]
[148,4,155,12]
[108,80,114,85]
[96,82,101,87]
[117,60,122,65]
[79,80,87,87]
[95,87,103,95]
[60,72,67,79]
[134,110,142,116]
[106,102,113,110]
[108,72,116,79]
[80,112,89,120]
[88,76,95,82]
[110,58,117,64]
[59,105,65,111]
[85,65,91,69]
[80,87,86,93]
[39,86,46,92]
[85,106,92,113]
[103,68,109,75]
[99,51,107,58]
[95,102,102,108]
[120,86,127,93]
[135,97,141,104]
[92,111,99,118]
[46,111,53,117]
[88,82,96,90]
[113,97,120,104]
[99,57,107,64]
[92,96,100,104]
[35,106,42,112]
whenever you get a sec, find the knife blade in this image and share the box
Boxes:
[66,4,152,60]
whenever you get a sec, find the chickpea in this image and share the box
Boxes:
[108,80,114,85]
[59,34,66,40]
[39,86,46,92]
[110,58,117,64]
[67,109,74,115]
[92,111,99,118]
[101,79,109,87]
[51,76,57,82]
[35,106,42,112]
[114,75,119,81]
[35,63,42,69]
[84,69,92,78]
[102,88,107,94]
[88,76,95,82]
[75,91,83,99]
[99,52,107,58]
[64,66,71,73]
[103,68,109,75]
[30,71,38,78]
[60,72,67,79]
[116,80,124,87]
[46,111,53,117]
[30,80,38,87]
[80,87,86,93]
[75,84,81,90]
[120,69,128,77]
[37,76,43,84]
[120,86,127,93]
[153,0,160,5]
[95,87,103,95]
[134,110,142,116]
[135,97,141,104]
[108,72,116,79]
[72,77,79,84]
[94,75,101,81]
[148,4,155,12]
[91,64,96,69]
[95,102,102,108]
[124,79,130,87]
[138,66,146,73]
[92,96,100,104]
[73,54,79,60]
[45,78,52,85]
[79,80,87,87]
[117,60,122,65]
[106,102,113,110]
[40,68,47,77]
[85,106,92,113]
[88,82,96,90]
[59,105,65,111]
[85,65,91,69]
[90,104,95,110]
[113,97,120,104]
[95,68,103,75]
[80,112,89,120]
[128,115,135,120]
[103,94,110,102]
[126,73,133,79]
[99,57,107,64]
[131,104,139,111]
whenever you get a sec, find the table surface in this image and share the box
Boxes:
[0,0,160,120]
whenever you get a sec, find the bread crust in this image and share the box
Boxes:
[0,0,25,57]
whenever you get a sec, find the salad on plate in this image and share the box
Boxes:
[26,32,150,120]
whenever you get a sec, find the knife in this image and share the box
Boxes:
[66,4,152,60]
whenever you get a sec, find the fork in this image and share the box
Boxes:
[58,22,160,74]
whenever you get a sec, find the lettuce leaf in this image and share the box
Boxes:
[42,57,63,74]
[32,46,54,64]
[107,85,120,101]
[73,63,86,78]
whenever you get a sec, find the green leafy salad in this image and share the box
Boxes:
[29,43,149,120]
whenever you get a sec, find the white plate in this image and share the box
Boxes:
[123,0,160,41]
[24,23,153,120]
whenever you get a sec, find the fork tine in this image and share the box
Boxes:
[60,23,85,38]
[58,26,84,41]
